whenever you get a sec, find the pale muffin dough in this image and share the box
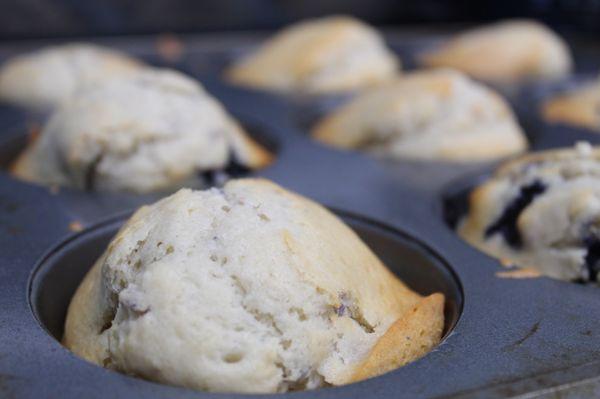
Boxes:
[64,178,444,393]
[312,69,527,161]
[421,20,572,83]
[542,76,600,131]
[226,16,399,94]
[0,43,143,108]
[12,68,271,193]
[459,142,600,282]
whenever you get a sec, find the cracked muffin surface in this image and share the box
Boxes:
[11,68,271,193]
[312,69,527,161]
[0,43,143,109]
[63,178,444,393]
[226,15,399,94]
[459,143,600,282]
[420,20,572,83]
[542,76,600,132]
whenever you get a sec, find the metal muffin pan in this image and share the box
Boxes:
[2,29,600,399]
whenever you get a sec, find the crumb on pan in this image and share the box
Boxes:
[68,221,84,232]
[499,258,516,268]
[156,33,184,63]
[496,268,542,279]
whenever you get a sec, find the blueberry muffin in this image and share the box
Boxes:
[64,178,445,393]
[226,16,399,94]
[421,20,572,83]
[312,69,527,161]
[459,143,600,282]
[0,43,143,109]
[12,68,271,193]
[542,76,600,131]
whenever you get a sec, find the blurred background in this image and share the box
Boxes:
[0,0,598,40]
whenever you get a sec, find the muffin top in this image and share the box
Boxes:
[64,178,444,393]
[12,68,271,193]
[312,69,527,161]
[459,143,600,282]
[226,15,399,94]
[542,76,600,131]
[421,20,572,83]
[0,43,143,108]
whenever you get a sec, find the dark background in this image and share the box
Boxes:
[0,0,598,40]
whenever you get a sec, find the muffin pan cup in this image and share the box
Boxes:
[2,30,600,398]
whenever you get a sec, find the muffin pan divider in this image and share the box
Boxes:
[1,30,600,398]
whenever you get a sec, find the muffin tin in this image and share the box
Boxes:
[2,28,600,398]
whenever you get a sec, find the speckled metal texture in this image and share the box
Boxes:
[1,29,600,399]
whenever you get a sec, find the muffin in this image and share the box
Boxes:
[542,76,600,131]
[0,43,143,109]
[12,68,271,193]
[459,143,600,282]
[312,69,527,161]
[64,178,445,393]
[226,16,399,94]
[420,20,572,83]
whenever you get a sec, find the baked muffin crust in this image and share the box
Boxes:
[421,20,572,83]
[542,77,600,131]
[64,178,444,393]
[12,68,271,193]
[312,69,527,161]
[226,16,399,94]
[459,143,600,282]
[0,43,142,108]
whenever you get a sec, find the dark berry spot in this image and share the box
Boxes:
[200,170,218,186]
[84,154,103,191]
[485,181,546,248]
[223,153,251,177]
[584,237,600,282]
[444,189,471,230]
[200,150,250,186]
